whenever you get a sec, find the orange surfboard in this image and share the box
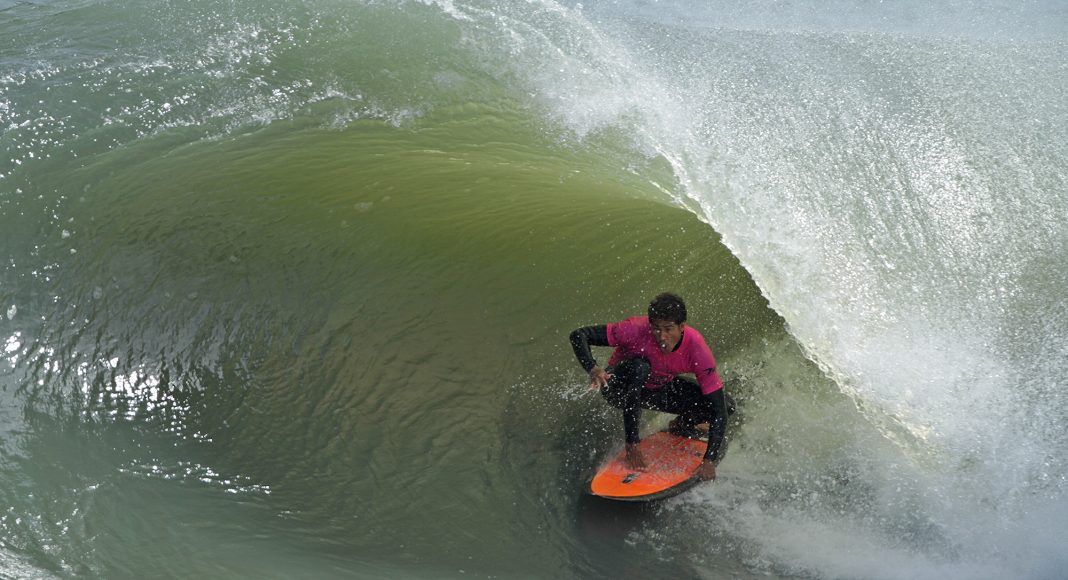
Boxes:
[588,431,707,501]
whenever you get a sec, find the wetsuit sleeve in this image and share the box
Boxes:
[703,388,729,461]
[568,326,610,373]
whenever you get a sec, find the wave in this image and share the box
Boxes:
[2,0,1066,577]
[417,0,1068,575]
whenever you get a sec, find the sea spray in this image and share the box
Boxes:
[418,0,1068,575]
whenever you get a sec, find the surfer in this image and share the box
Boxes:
[569,292,730,481]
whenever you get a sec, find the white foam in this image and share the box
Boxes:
[454,0,1068,575]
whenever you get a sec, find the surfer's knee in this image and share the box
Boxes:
[600,357,650,408]
[613,357,650,386]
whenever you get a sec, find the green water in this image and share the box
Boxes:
[4,99,803,577]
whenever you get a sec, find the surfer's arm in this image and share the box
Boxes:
[568,325,610,372]
[702,388,729,462]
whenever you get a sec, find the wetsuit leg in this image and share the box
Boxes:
[639,377,707,419]
[640,378,735,418]
[641,378,733,461]
[600,357,650,445]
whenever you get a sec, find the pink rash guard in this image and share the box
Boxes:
[606,316,723,395]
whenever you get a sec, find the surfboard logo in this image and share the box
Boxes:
[622,473,640,484]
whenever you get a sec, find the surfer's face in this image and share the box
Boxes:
[649,319,684,353]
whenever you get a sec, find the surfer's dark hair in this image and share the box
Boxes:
[648,292,687,324]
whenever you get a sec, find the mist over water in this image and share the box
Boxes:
[2,0,1066,578]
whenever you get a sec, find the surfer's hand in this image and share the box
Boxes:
[624,444,647,471]
[588,366,610,391]
[696,459,717,481]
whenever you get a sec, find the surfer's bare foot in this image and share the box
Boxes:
[668,417,710,438]
[624,444,647,471]
[696,459,717,481]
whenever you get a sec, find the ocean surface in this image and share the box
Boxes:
[2,0,1066,578]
